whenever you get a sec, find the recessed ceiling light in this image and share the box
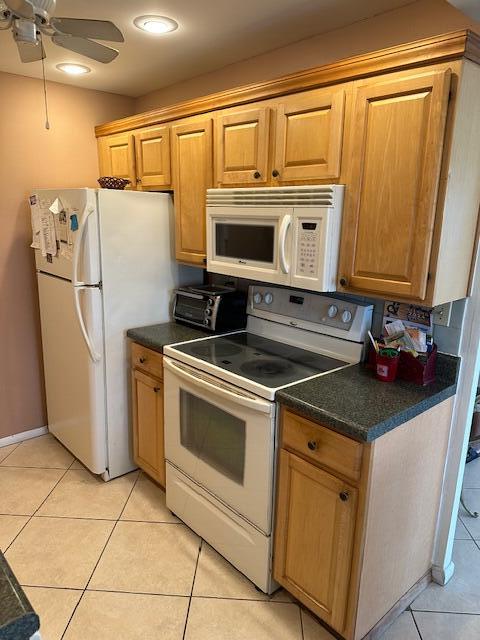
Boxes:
[134,15,178,35]
[56,63,91,75]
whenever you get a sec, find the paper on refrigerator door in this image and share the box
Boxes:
[39,207,58,257]
[29,195,41,249]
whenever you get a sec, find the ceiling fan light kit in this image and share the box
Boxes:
[1,0,124,64]
[134,15,178,35]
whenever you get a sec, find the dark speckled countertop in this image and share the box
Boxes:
[127,322,210,353]
[0,553,39,640]
[276,353,460,442]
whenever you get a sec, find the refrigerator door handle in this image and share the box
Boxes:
[73,205,96,287]
[73,285,101,363]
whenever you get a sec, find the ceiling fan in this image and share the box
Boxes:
[0,0,124,63]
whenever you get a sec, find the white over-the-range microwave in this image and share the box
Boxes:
[206,185,344,291]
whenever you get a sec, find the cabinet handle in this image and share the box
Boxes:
[339,491,350,502]
[154,387,161,393]
[139,357,147,364]
[339,277,348,287]
[272,169,280,178]
[253,171,261,179]
[307,440,318,451]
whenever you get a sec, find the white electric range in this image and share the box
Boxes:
[163,285,373,593]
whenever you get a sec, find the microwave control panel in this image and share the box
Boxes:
[297,221,320,277]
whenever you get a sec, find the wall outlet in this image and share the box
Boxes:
[433,302,453,327]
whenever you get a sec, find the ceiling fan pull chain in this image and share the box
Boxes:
[40,33,50,130]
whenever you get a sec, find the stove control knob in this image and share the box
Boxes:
[264,292,274,305]
[253,292,263,304]
[327,305,338,318]
[341,310,353,324]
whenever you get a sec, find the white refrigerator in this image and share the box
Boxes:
[32,188,200,480]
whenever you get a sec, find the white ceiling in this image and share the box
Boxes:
[0,0,416,97]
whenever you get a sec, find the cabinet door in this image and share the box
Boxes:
[172,117,213,265]
[131,369,165,487]
[215,107,270,185]
[134,125,171,188]
[274,450,357,633]
[273,88,345,182]
[339,69,451,300]
[98,132,136,186]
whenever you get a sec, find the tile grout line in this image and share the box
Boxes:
[60,469,142,640]
[4,457,76,554]
[0,442,22,464]
[182,538,203,640]
[411,608,480,616]
[299,603,305,640]
[409,609,424,640]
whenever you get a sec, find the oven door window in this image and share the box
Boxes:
[179,390,246,485]
[215,223,274,263]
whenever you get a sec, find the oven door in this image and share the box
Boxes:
[207,207,292,285]
[163,356,276,534]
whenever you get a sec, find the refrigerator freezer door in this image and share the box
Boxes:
[37,272,107,474]
[33,189,101,284]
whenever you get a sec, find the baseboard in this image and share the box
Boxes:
[0,426,48,448]
[432,560,455,585]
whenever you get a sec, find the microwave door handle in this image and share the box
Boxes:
[163,357,273,415]
[279,215,292,274]
[72,205,95,287]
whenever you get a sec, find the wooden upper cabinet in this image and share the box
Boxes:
[338,69,451,300]
[133,125,171,189]
[274,450,357,633]
[172,117,213,265]
[273,88,345,182]
[215,106,270,185]
[98,132,136,186]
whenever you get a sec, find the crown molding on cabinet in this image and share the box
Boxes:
[95,29,480,138]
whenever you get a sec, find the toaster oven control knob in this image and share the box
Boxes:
[341,310,353,324]
[327,305,338,318]
[204,318,211,326]
[253,292,263,304]
[205,309,212,316]
[207,298,214,306]
[264,292,273,305]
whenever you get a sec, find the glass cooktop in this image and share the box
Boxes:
[171,332,348,388]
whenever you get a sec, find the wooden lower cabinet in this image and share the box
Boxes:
[274,450,357,631]
[274,400,455,639]
[131,344,165,487]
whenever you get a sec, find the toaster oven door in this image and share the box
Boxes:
[174,292,207,327]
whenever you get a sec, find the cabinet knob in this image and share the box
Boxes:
[136,177,142,184]
[272,169,280,178]
[339,491,350,502]
[154,387,161,393]
[253,171,261,179]
[307,440,318,451]
[139,357,147,364]
[339,277,348,287]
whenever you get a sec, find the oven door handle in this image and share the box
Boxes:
[164,357,273,415]
[279,214,291,274]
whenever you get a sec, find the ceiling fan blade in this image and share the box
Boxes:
[52,34,119,63]
[51,18,124,43]
[16,37,44,62]
[4,0,33,18]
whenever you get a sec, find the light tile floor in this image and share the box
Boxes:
[1,434,480,639]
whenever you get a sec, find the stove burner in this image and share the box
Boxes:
[240,359,294,378]
[190,342,243,358]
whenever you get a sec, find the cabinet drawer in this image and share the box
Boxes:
[282,410,363,482]
[131,342,163,379]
